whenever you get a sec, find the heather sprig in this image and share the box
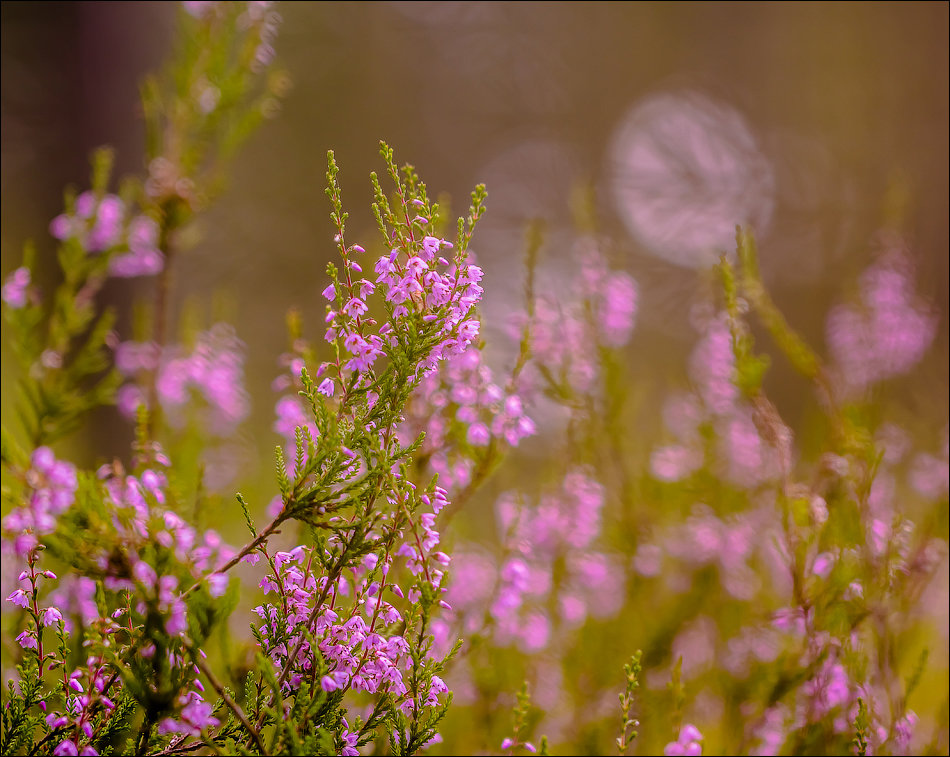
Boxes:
[616,651,642,754]
[500,682,547,756]
[2,3,947,755]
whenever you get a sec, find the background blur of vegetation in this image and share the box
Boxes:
[1,1,947,752]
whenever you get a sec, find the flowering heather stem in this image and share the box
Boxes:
[251,556,346,733]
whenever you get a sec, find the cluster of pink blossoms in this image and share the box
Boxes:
[319,231,484,397]
[445,470,623,654]
[650,313,786,487]
[664,723,704,756]
[508,241,638,398]
[826,242,937,395]
[254,547,410,699]
[93,457,234,598]
[403,343,536,495]
[251,535,450,715]
[1,266,31,308]
[633,502,779,603]
[49,191,164,278]
[3,441,234,752]
[114,323,250,436]
[2,447,77,557]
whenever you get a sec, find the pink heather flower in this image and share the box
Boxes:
[812,552,834,578]
[664,723,703,756]
[322,283,336,300]
[47,713,69,729]
[343,332,367,354]
[910,449,949,499]
[7,589,30,609]
[165,601,188,636]
[115,340,161,376]
[421,236,442,260]
[317,377,335,397]
[501,738,515,750]
[894,710,918,753]
[133,560,157,588]
[651,444,702,482]
[2,267,30,308]
[690,313,737,415]
[466,422,490,446]
[827,250,937,394]
[180,693,220,734]
[274,395,312,439]
[320,675,340,692]
[41,607,64,627]
[52,740,80,757]
[109,247,165,278]
[341,728,359,756]
[207,573,229,597]
[598,272,638,347]
[114,385,143,418]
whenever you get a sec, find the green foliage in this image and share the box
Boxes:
[0,658,49,756]
[853,697,870,757]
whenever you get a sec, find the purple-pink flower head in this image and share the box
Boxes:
[3,447,78,551]
[2,267,31,309]
[690,312,737,415]
[827,247,937,394]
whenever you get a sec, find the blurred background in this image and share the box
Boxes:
[2,2,947,477]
